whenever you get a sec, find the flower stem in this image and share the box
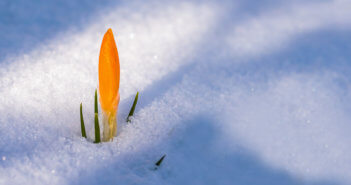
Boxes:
[102,112,116,142]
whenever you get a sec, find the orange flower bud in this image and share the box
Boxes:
[98,28,120,141]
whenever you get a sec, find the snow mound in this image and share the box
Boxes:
[1,0,351,184]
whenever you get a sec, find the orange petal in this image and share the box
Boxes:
[98,28,120,114]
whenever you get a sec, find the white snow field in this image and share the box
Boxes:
[1,0,351,184]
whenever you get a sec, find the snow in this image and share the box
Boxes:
[1,0,351,184]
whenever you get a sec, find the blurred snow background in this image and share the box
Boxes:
[1,0,351,184]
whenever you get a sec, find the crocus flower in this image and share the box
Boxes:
[98,28,120,142]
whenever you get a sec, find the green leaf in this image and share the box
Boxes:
[94,113,101,143]
[94,89,98,114]
[94,89,101,143]
[155,154,166,166]
[80,103,87,138]
[127,92,139,122]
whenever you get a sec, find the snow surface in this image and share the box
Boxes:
[1,0,351,184]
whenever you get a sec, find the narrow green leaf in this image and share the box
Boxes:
[155,154,166,166]
[94,113,101,143]
[127,92,139,122]
[94,90,101,143]
[94,89,98,114]
[80,103,87,138]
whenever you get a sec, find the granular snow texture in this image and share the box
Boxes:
[1,0,351,184]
